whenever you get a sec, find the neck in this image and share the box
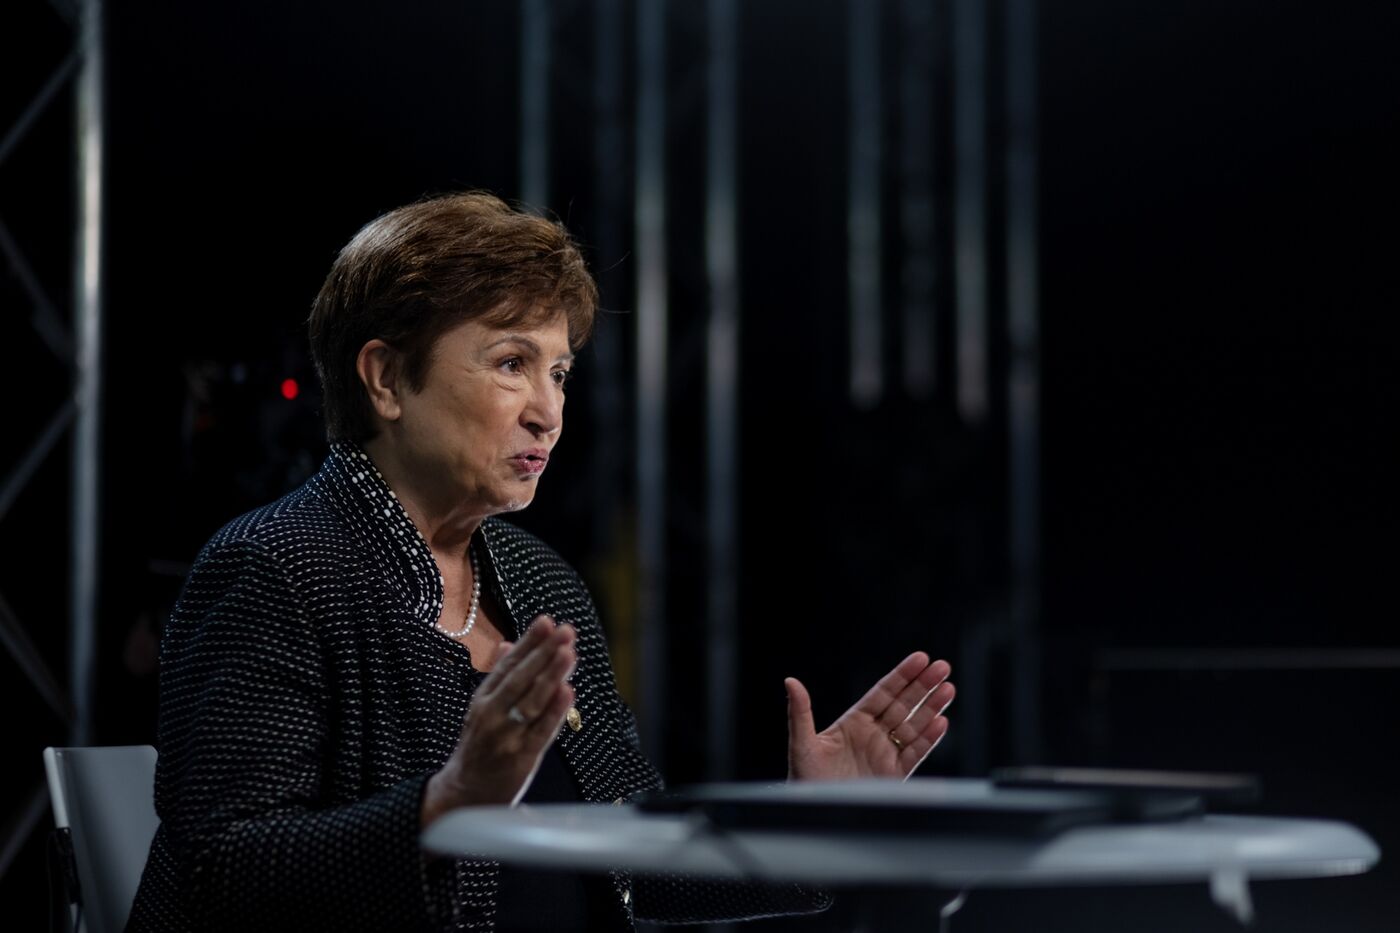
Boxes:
[359,435,484,555]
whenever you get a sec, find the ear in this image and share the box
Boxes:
[355,339,405,424]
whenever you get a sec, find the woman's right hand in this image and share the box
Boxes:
[421,615,576,827]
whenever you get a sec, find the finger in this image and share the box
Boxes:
[499,635,575,716]
[900,712,952,778]
[509,640,577,721]
[877,659,952,728]
[490,620,572,703]
[785,677,817,745]
[851,652,931,719]
[523,683,574,746]
[883,668,954,732]
[887,681,955,749]
[481,616,555,688]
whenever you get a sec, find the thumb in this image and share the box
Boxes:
[785,677,816,746]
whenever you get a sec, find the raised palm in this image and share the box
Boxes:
[786,653,955,781]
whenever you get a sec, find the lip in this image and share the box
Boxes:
[508,449,549,475]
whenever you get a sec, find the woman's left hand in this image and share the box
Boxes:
[786,653,955,781]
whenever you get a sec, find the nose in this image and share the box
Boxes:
[521,376,563,439]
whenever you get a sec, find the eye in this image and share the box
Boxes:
[499,356,524,374]
[552,369,573,389]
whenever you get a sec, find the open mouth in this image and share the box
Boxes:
[510,452,549,474]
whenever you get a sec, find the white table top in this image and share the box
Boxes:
[423,801,1377,888]
[421,779,1378,924]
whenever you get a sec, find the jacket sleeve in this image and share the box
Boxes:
[148,536,458,932]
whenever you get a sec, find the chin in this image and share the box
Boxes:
[491,492,535,514]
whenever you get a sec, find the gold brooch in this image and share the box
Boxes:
[566,707,583,732]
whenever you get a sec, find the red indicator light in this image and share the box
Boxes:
[280,378,299,400]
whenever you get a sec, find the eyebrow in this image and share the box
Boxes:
[484,334,575,364]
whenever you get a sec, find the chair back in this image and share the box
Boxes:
[43,745,160,933]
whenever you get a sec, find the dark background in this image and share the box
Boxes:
[2,0,1396,929]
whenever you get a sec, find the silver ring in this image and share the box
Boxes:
[507,705,528,725]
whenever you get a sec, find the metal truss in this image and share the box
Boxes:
[0,0,104,883]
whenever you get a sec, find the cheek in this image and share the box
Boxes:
[456,391,521,447]
[481,388,524,424]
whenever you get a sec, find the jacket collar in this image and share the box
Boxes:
[315,442,446,621]
[314,442,521,635]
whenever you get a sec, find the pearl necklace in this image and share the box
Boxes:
[434,546,481,639]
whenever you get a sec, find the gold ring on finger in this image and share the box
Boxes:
[887,729,904,751]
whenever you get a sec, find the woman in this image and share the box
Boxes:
[127,193,956,932]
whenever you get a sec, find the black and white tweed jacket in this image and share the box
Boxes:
[127,443,825,932]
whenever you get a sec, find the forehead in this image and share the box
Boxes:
[438,313,573,359]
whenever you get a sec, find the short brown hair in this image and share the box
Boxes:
[309,192,598,443]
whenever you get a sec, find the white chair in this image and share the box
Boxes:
[43,746,160,933]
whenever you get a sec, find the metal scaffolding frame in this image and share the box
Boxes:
[0,0,104,880]
[520,0,552,212]
[703,0,740,782]
[72,0,106,751]
[634,0,670,760]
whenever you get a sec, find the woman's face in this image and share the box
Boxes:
[392,312,573,517]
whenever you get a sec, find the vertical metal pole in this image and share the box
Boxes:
[899,0,937,399]
[591,0,625,565]
[847,0,883,408]
[952,0,988,424]
[635,0,669,760]
[71,0,104,745]
[591,0,633,704]
[951,0,991,775]
[1006,0,1042,765]
[520,0,551,211]
[705,0,739,782]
